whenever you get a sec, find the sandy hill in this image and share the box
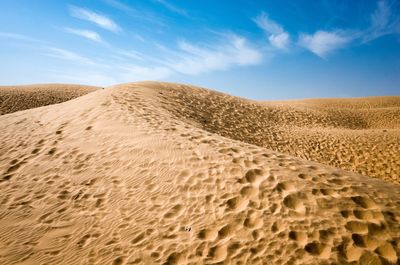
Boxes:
[0,82,399,265]
[0,84,99,115]
[153,83,399,183]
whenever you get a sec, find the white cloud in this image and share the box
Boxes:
[164,35,263,75]
[268,33,290,50]
[44,47,97,65]
[298,30,353,58]
[253,12,290,49]
[363,0,400,42]
[38,33,263,85]
[65,28,104,43]
[69,6,122,33]
[155,0,188,16]
[297,1,399,58]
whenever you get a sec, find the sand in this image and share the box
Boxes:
[0,82,399,264]
[0,84,99,115]
[156,83,400,183]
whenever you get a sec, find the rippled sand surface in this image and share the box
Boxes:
[0,82,399,264]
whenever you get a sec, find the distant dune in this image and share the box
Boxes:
[155,83,399,183]
[0,84,99,115]
[0,82,399,264]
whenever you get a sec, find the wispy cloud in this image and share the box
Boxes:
[65,28,104,43]
[299,0,400,58]
[253,12,290,50]
[155,0,188,16]
[103,0,136,13]
[0,32,47,43]
[132,33,146,42]
[116,49,144,60]
[103,0,166,27]
[298,30,354,58]
[363,0,400,42]
[44,47,97,65]
[69,6,122,33]
[35,31,263,85]
[163,35,263,75]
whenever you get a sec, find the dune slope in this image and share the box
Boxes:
[0,84,99,115]
[0,82,399,264]
[154,82,400,183]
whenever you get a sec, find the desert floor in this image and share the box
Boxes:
[0,82,399,264]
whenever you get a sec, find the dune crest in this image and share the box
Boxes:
[0,82,399,264]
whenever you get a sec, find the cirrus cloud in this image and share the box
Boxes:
[65,28,104,43]
[164,35,263,75]
[69,6,122,33]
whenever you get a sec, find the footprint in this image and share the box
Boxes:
[351,234,379,249]
[345,221,368,234]
[351,196,377,209]
[320,188,337,196]
[240,186,259,199]
[207,243,228,263]
[197,228,218,241]
[226,196,249,212]
[304,242,331,258]
[48,147,57,155]
[57,190,69,200]
[288,231,307,245]
[77,234,91,248]
[244,212,263,229]
[283,193,306,214]
[95,198,104,208]
[274,181,295,194]
[218,224,235,239]
[297,173,311,180]
[243,168,266,186]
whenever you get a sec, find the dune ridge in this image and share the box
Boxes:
[0,82,399,264]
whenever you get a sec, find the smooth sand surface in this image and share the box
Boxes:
[0,84,99,115]
[0,82,399,264]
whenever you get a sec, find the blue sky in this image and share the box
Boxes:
[0,0,399,99]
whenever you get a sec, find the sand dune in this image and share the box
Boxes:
[0,82,399,264]
[0,84,99,115]
[154,82,400,183]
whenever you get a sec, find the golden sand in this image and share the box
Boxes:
[0,82,399,264]
[0,84,99,115]
[157,83,400,183]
